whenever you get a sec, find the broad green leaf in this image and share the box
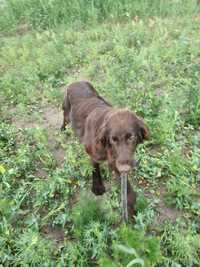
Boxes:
[116,244,138,257]
[126,258,145,267]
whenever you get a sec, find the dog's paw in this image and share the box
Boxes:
[92,184,106,195]
[61,125,65,131]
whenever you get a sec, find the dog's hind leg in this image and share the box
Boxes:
[61,93,71,131]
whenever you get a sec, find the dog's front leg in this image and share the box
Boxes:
[91,161,106,195]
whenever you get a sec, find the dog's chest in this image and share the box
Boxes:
[92,142,107,162]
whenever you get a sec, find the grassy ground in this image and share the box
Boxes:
[1,1,200,266]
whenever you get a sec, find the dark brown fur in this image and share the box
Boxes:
[62,81,149,217]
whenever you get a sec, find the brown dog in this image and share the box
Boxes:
[61,81,149,217]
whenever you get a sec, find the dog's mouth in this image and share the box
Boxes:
[116,158,139,173]
[116,164,131,173]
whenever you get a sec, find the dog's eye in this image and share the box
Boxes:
[112,136,119,142]
[126,133,135,141]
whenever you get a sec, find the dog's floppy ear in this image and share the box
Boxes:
[136,117,149,144]
[96,120,110,148]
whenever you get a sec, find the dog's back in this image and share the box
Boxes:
[62,81,111,140]
[67,81,98,104]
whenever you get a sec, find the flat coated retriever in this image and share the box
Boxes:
[61,81,149,217]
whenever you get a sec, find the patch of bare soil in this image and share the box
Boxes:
[42,106,66,167]
[42,106,63,130]
[34,168,48,179]
[41,225,66,245]
[12,104,66,170]
[155,201,183,225]
[144,185,183,225]
[12,115,38,129]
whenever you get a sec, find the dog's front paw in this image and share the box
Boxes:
[92,184,106,195]
[61,124,66,131]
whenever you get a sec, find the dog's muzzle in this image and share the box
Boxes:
[116,158,139,173]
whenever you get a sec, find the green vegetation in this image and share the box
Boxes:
[0,0,200,266]
[1,0,200,32]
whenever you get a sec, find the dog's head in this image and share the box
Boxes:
[97,109,149,173]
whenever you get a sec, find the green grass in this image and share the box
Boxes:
[1,0,200,266]
[1,0,200,32]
